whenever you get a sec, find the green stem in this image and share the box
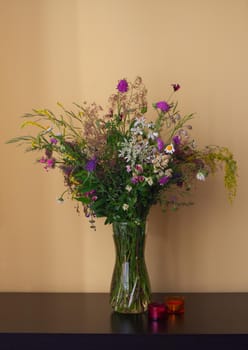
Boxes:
[110,221,151,314]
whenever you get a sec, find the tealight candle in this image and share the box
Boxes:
[148,302,166,321]
[165,296,184,314]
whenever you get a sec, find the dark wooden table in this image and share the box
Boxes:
[0,293,248,349]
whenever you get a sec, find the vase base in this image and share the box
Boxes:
[112,308,148,315]
[110,300,150,314]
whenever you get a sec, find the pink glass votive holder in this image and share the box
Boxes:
[148,302,166,321]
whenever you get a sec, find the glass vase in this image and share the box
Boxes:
[110,221,151,314]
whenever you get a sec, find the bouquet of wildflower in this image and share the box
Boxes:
[8,77,237,229]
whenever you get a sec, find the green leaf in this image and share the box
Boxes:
[21,121,47,130]
[75,196,91,204]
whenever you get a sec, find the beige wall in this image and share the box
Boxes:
[0,0,247,292]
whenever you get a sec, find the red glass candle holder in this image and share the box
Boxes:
[148,302,166,321]
[165,296,185,314]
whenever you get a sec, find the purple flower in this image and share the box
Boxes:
[45,148,53,158]
[117,79,128,93]
[172,135,181,145]
[85,158,97,172]
[60,165,73,176]
[158,176,170,186]
[157,137,164,152]
[131,176,139,184]
[156,101,170,112]
[50,137,58,145]
[173,173,183,187]
[171,83,180,92]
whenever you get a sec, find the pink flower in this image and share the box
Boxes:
[84,190,96,198]
[131,176,139,184]
[39,156,55,170]
[135,164,143,173]
[138,176,145,182]
[131,175,145,184]
[46,158,56,168]
[126,165,132,173]
[39,157,46,164]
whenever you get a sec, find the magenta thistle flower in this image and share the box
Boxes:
[171,83,180,92]
[50,137,57,144]
[156,101,170,112]
[157,137,164,152]
[46,158,56,168]
[117,79,128,93]
[158,176,170,186]
[172,135,181,145]
[85,158,97,172]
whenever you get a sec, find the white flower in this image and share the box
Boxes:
[164,168,173,177]
[125,185,132,192]
[192,141,197,149]
[160,154,170,167]
[164,144,175,154]
[147,122,155,129]
[152,154,170,173]
[41,126,53,135]
[134,116,146,127]
[119,138,151,167]
[122,203,129,211]
[130,127,143,136]
[147,131,158,140]
[57,197,64,204]
[196,171,206,181]
[145,177,153,186]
